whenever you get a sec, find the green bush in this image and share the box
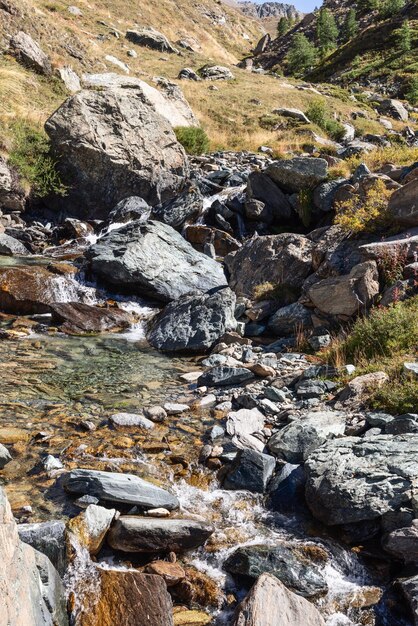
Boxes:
[371,377,418,414]
[335,296,418,363]
[8,122,66,198]
[305,99,345,141]
[406,77,418,105]
[174,126,210,155]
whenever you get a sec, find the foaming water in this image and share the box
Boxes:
[85,219,135,246]
[65,536,101,622]
[171,477,376,625]
[197,186,246,224]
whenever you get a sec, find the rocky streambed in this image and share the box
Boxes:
[0,73,417,626]
[0,322,416,626]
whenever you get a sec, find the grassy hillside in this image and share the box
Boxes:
[310,3,418,96]
[0,0,417,165]
[252,0,418,100]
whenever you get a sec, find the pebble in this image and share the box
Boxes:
[42,455,63,471]
[164,403,189,415]
[143,406,167,422]
[179,371,203,382]
[109,412,154,429]
[192,394,217,409]
[145,508,171,518]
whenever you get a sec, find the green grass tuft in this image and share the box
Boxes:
[174,126,210,155]
[8,121,67,198]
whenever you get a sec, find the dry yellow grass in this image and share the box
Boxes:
[0,0,417,164]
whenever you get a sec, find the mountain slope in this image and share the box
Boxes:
[252,0,418,96]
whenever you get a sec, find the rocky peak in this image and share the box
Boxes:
[238,1,302,20]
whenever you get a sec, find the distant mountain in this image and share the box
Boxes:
[238,2,303,20]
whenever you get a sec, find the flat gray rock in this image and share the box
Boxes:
[109,413,154,429]
[107,517,214,553]
[233,574,326,626]
[198,366,254,387]
[63,469,179,510]
[265,157,328,193]
[268,411,346,464]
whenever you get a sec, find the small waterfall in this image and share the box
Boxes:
[85,220,136,247]
[197,185,246,225]
[47,274,101,306]
[171,478,378,626]
[65,536,101,625]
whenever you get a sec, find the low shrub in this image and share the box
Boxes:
[371,377,418,414]
[406,77,418,106]
[322,297,418,414]
[325,296,418,364]
[174,126,210,155]
[8,121,66,198]
[305,98,345,141]
[334,179,392,233]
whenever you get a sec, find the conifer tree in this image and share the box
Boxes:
[379,0,405,19]
[342,8,359,42]
[398,19,412,52]
[316,7,339,55]
[277,16,290,37]
[286,33,318,75]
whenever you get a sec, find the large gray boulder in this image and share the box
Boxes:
[383,520,418,564]
[246,171,294,224]
[86,220,226,302]
[399,575,418,625]
[233,573,326,626]
[147,287,236,352]
[377,98,408,122]
[305,435,418,526]
[126,28,178,53]
[62,469,179,510]
[224,544,328,598]
[45,88,189,218]
[199,65,234,80]
[82,73,198,128]
[307,261,379,317]
[9,31,52,75]
[388,179,418,226]
[18,520,67,576]
[223,449,276,493]
[107,517,214,553]
[265,157,328,193]
[151,186,203,230]
[268,411,346,464]
[226,233,314,301]
[0,487,68,626]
